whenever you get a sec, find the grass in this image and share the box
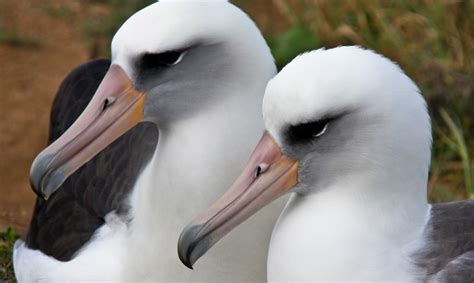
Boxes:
[44,2,76,20]
[0,0,40,48]
[0,27,40,47]
[437,109,473,198]
[0,227,20,282]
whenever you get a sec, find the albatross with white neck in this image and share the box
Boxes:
[179,46,474,282]
[14,1,283,281]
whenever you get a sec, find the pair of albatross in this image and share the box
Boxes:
[14,1,473,282]
[179,46,474,282]
[15,1,283,281]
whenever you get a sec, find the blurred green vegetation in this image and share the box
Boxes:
[82,0,472,202]
[0,227,20,282]
[0,0,39,48]
[0,27,40,47]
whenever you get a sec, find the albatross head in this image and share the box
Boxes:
[178,46,432,268]
[30,0,275,199]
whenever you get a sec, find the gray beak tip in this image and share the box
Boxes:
[177,224,198,269]
[29,152,64,200]
[178,224,213,270]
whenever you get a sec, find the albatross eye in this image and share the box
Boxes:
[286,119,330,144]
[141,51,184,69]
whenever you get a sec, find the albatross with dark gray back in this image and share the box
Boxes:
[415,201,474,282]
[25,59,157,261]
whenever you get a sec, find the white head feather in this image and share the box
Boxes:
[111,1,272,80]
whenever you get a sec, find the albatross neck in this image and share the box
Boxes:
[268,174,431,281]
[137,90,264,223]
[124,91,270,280]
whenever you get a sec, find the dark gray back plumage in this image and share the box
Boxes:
[25,59,158,261]
[415,200,474,282]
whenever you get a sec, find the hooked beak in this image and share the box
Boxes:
[30,64,146,199]
[178,132,299,269]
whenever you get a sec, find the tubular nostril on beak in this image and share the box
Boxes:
[102,97,117,111]
[254,163,269,178]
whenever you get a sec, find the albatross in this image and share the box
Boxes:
[178,46,474,282]
[14,1,283,281]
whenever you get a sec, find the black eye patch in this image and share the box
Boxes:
[286,118,332,144]
[139,51,183,70]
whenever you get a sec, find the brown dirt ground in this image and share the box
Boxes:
[0,0,88,235]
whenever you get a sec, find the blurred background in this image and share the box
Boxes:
[0,0,472,279]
